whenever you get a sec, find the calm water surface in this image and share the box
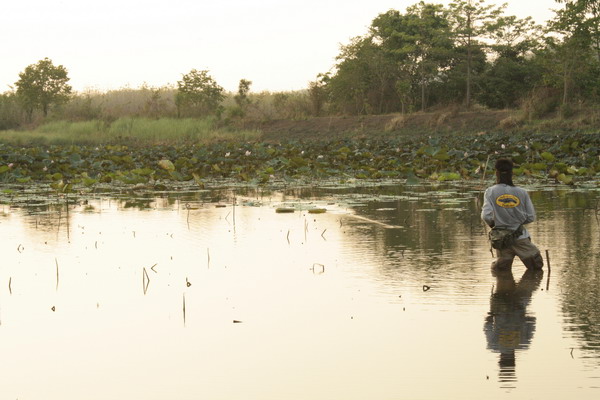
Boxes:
[0,184,599,399]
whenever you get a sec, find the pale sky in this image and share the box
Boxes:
[1,0,560,93]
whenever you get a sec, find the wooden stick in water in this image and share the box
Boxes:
[482,155,491,182]
[183,293,186,327]
[55,258,59,291]
[142,267,150,295]
[545,249,552,291]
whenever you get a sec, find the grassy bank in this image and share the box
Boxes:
[0,117,261,146]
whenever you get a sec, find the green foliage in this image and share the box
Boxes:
[176,69,224,117]
[0,93,23,130]
[14,58,72,118]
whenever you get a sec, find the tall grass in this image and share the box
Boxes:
[1,85,320,135]
[53,87,316,122]
[0,117,261,145]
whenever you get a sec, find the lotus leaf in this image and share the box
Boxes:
[158,159,175,171]
[437,172,461,181]
[557,173,574,185]
[541,152,555,162]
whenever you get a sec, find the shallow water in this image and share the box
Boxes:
[1,183,599,399]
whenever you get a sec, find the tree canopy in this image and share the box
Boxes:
[14,58,72,118]
[321,0,600,115]
[175,69,224,117]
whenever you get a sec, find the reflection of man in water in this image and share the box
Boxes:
[481,158,544,270]
[484,268,543,386]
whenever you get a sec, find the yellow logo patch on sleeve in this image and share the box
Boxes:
[495,194,520,208]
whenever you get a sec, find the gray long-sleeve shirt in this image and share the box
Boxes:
[481,184,536,240]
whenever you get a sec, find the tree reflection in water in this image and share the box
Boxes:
[484,268,544,387]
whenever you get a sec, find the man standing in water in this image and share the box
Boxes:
[481,159,543,270]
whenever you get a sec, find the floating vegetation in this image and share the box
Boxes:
[0,130,597,194]
[275,207,295,213]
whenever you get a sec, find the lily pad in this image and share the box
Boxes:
[158,159,175,172]
[276,207,295,213]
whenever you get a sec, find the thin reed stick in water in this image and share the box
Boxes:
[186,203,190,229]
[207,248,211,268]
[545,249,552,291]
[55,258,59,291]
[304,219,308,242]
[482,155,490,182]
[8,277,12,295]
[183,293,186,326]
[56,209,62,240]
[143,267,150,295]
[232,192,236,227]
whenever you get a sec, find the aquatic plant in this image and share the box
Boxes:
[0,130,597,189]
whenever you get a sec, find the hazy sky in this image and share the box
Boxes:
[1,0,560,93]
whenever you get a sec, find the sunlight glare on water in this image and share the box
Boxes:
[0,184,599,399]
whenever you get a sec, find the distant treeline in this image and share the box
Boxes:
[1,0,599,131]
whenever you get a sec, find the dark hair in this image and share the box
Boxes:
[495,158,514,186]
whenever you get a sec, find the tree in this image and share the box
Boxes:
[556,0,600,59]
[448,0,505,108]
[326,3,455,115]
[175,69,224,117]
[15,57,72,119]
[0,92,23,130]
[308,76,327,116]
[372,2,454,111]
[477,15,543,108]
[545,1,600,106]
[325,35,388,114]
[234,79,252,108]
